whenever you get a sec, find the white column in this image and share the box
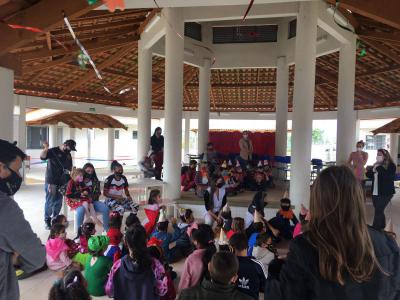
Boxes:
[137,40,152,160]
[49,125,58,148]
[87,129,92,162]
[18,95,27,152]
[289,2,318,210]
[0,67,14,141]
[184,116,190,163]
[390,133,399,165]
[197,59,211,154]
[336,38,357,164]
[163,8,184,200]
[275,56,289,157]
[355,119,361,142]
[107,128,115,163]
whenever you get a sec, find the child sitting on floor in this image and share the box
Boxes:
[74,221,96,254]
[104,161,135,215]
[175,208,196,256]
[293,204,310,238]
[66,168,102,227]
[247,212,266,257]
[48,268,91,300]
[248,168,268,192]
[84,235,112,297]
[178,224,217,293]
[104,212,123,263]
[181,166,196,192]
[269,197,298,240]
[46,224,73,271]
[226,217,246,240]
[144,189,164,236]
[220,203,233,232]
[105,224,168,300]
[252,232,277,272]
[150,209,186,263]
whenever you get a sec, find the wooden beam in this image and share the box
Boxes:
[187,83,276,88]
[362,38,400,64]
[138,9,161,35]
[59,43,135,97]
[325,0,400,30]
[358,29,400,44]
[19,35,139,61]
[0,0,101,56]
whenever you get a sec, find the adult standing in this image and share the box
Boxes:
[40,139,75,229]
[238,131,253,169]
[366,149,396,231]
[347,140,368,181]
[0,139,45,300]
[269,166,400,300]
[150,127,164,180]
[80,163,110,231]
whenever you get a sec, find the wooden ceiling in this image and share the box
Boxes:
[27,111,127,129]
[1,1,400,112]
[372,118,400,134]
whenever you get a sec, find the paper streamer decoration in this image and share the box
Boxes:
[103,0,126,12]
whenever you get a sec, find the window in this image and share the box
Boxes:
[115,130,120,139]
[213,25,278,44]
[27,126,48,149]
[288,19,296,39]
[185,22,202,41]
[366,135,386,150]
[132,131,138,139]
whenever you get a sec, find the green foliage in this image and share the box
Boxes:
[312,128,324,145]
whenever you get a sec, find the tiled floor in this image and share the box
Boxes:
[14,182,399,300]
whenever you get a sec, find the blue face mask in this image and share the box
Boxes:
[0,166,22,196]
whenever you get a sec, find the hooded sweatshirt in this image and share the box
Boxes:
[106,255,168,300]
[0,191,45,300]
[45,238,72,271]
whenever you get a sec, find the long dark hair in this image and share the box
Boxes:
[191,224,216,281]
[48,269,91,300]
[82,163,99,182]
[49,224,66,240]
[308,166,380,285]
[152,127,162,137]
[125,224,152,270]
[148,189,161,205]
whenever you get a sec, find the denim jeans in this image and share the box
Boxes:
[44,183,63,222]
[75,201,110,231]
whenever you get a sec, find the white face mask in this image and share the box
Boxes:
[356,147,362,152]
[376,156,384,163]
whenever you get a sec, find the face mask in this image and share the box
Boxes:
[356,147,362,152]
[0,166,22,196]
[243,135,248,139]
[281,205,290,211]
[115,171,123,176]
[216,182,224,188]
[64,147,71,154]
[63,221,69,229]
[376,156,384,163]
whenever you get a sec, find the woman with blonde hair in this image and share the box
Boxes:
[366,149,396,231]
[347,140,368,181]
[269,166,400,300]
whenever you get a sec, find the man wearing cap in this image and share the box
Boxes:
[40,139,76,229]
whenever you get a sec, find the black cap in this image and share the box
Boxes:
[64,139,77,151]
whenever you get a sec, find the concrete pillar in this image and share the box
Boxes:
[289,1,318,210]
[137,40,152,160]
[163,7,184,200]
[390,133,399,165]
[355,119,361,143]
[184,116,190,163]
[197,59,211,154]
[0,67,14,141]
[275,56,289,157]
[49,125,58,148]
[107,128,115,163]
[87,129,92,162]
[336,38,357,164]
[18,95,27,152]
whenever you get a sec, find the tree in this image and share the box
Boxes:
[312,128,324,145]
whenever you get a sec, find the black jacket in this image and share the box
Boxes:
[204,189,227,212]
[366,163,396,196]
[267,227,400,300]
[178,279,253,300]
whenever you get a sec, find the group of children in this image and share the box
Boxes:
[181,159,274,198]
[46,178,308,300]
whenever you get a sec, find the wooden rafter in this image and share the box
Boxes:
[0,0,101,56]
[362,38,400,64]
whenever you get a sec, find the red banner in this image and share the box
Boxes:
[208,130,275,157]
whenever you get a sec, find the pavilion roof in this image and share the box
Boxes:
[1,1,400,112]
[372,118,400,134]
[27,111,127,129]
